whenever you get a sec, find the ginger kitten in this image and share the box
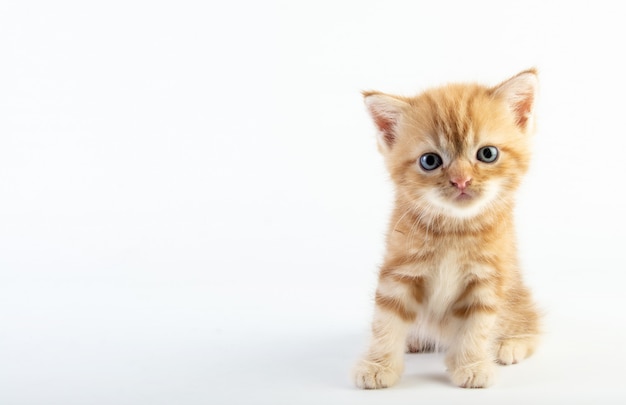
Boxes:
[354,69,540,389]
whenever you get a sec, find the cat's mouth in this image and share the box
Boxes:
[453,190,474,202]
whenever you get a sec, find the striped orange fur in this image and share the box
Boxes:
[353,70,541,389]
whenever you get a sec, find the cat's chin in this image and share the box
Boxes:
[443,198,488,219]
[419,193,482,219]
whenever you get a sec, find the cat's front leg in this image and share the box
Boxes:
[445,297,498,388]
[353,279,418,389]
[353,307,412,389]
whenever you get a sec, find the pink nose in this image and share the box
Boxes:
[450,177,472,190]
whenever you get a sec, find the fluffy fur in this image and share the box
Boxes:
[353,69,540,389]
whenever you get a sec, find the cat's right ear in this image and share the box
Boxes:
[363,91,408,153]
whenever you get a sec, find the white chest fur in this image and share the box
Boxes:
[425,250,465,319]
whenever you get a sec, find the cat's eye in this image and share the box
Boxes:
[419,153,443,171]
[477,146,499,163]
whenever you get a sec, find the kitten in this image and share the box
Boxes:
[353,69,540,389]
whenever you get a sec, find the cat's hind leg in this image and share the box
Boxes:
[406,339,436,353]
[405,324,436,353]
[496,335,538,365]
[495,288,540,365]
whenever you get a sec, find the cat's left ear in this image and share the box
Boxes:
[492,69,538,133]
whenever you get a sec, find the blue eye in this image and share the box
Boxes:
[419,153,443,171]
[477,146,499,163]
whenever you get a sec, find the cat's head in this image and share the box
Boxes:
[364,69,537,222]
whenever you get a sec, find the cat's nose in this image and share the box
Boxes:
[450,177,472,191]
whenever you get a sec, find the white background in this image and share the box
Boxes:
[1,1,625,404]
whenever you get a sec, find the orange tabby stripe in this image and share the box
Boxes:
[375,292,417,322]
[388,273,426,304]
[452,302,497,318]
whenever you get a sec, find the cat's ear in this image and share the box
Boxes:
[492,69,538,133]
[363,91,409,152]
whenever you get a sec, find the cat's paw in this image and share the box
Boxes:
[353,359,401,389]
[447,362,495,388]
[496,338,535,365]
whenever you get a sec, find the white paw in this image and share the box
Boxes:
[353,359,402,389]
[497,339,534,365]
[448,362,495,388]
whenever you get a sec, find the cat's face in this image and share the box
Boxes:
[364,70,537,220]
